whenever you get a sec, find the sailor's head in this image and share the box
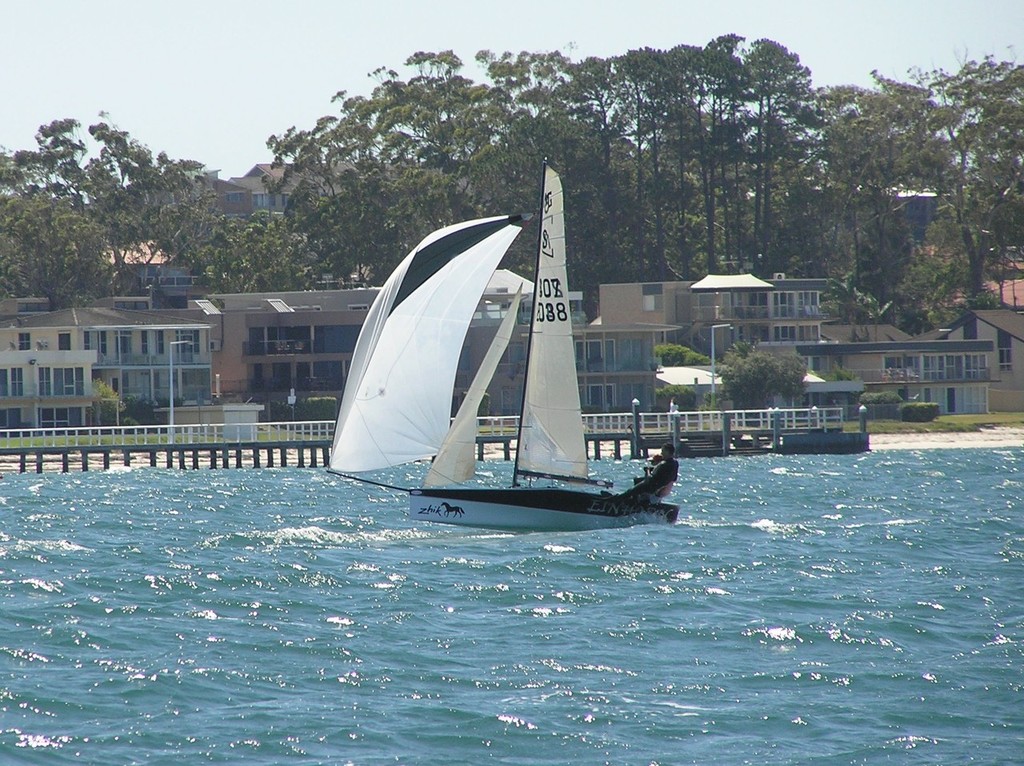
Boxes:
[660,442,675,457]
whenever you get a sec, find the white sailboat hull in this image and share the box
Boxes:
[409,487,678,531]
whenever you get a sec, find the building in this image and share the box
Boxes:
[207,164,295,218]
[0,307,212,428]
[168,288,379,406]
[598,273,827,357]
[935,309,1024,411]
[797,338,993,414]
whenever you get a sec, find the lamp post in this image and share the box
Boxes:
[168,340,190,444]
[710,323,731,406]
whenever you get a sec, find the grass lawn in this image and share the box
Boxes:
[844,412,1024,434]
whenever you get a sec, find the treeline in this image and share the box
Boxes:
[2,38,1022,332]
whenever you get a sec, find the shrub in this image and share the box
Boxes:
[297,396,338,421]
[900,402,940,422]
[655,385,697,411]
[860,391,903,405]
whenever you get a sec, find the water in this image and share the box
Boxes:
[1,448,1022,765]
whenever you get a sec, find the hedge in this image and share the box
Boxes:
[900,402,940,422]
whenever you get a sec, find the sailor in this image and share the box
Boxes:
[618,442,678,504]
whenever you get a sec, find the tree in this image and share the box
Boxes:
[192,214,313,293]
[0,195,110,308]
[655,343,711,366]
[720,347,806,408]
[925,57,1024,298]
[744,39,819,275]
[2,118,213,297]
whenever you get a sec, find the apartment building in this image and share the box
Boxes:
[0,307,212,428]
[457,271,675,415]
[599,273,826,355]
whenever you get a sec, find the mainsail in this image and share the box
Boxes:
[330,216,525,474]
[513,166,590,484]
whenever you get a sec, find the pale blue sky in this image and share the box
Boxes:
[2,0,1020,177]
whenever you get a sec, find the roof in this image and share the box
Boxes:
[796,339,993,355]
[657,366,713,386]
[821,323,912,343]
[5,307,209,330]
[690,274,774,292]
[968,309,1024,341]
[485,269,533,295]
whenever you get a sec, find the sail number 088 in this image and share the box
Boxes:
[535,278,568,322]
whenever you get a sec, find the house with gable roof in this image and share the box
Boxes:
[934,309,1024,411]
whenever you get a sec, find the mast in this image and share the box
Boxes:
[511,161,549,487]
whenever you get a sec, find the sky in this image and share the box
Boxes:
[2,0,1021,178]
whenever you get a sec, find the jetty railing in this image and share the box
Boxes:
[0,420,333,449]
[0,407,844,449]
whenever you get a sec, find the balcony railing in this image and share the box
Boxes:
[244,340,313,356]
[95,352,203,366]
[851,368,991,384]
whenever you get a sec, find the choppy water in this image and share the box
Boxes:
[1,448,1022,765]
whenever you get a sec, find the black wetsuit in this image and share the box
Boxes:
[619,457,679,502]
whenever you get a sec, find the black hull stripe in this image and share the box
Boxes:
[411,487,678,521]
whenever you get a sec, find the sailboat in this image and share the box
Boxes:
[329,164,678,530]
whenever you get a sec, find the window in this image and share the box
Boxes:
[312,360,342,389]
[175,329,200,356]
[0,369,7,397]
[642,283,663,312]
[18,333,30,351]
[587,384,614,409]
[38,367,51,396]
[141,330,149,355]
[10,368,23,396]
[39,407,80,428]
[998,329,1012,372]
[117,330,132,357]
[54,368,85,396]
[773,292,794,318]
[965,354,987,380]
[58,332,71,351]
[773,325,797,342]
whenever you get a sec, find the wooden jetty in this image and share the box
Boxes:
[0,407,868,475]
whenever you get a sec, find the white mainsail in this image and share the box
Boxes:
[330,216,525,474]
[514,166,589,483]
[423,285,523,487]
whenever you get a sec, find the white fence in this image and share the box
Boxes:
[0,408,845,448]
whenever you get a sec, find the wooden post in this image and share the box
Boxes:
[630,399,641,460]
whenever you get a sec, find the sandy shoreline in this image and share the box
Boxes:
[866,426,1024,451]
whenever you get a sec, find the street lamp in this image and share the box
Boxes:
[168,339,190,444]
[710,323,731,406]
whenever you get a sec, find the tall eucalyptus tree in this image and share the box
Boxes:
[925,57,1024,298]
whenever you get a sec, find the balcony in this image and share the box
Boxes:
[852,367,991,384]
[95,352,205,367]
[244,340,313,356]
